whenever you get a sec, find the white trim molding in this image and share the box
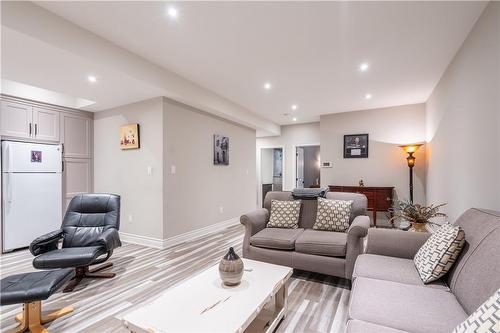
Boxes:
[120,217,240,250]
[119,232,165,249]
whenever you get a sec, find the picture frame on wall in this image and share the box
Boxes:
[213,134,229,165]
[344,134,369,158]
[120,123,140,150]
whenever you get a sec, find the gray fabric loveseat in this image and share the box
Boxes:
[240,191,370,279]
[346,208,500,333]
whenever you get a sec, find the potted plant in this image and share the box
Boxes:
[390,200,447,232]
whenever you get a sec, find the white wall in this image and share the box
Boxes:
[94,97,165,239]
[320,104,426,225]
[426,2,500,222]
[260,148,274,184]
[163,98,257,238]
[94,96,257,241]
[257,122,321,194]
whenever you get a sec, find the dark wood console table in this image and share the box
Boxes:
[328,185,394,226]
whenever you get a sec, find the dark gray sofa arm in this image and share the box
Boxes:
[95,228,122,251]
[366,228,430,259]
[240,208,269,258]
[29,229,63,256]
[345,215,370,278]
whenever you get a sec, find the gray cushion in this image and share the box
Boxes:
[447,208,500,314]
[264,191,368,229]
[295,229,347,257]
[250,228,304,250]
[353,254,450,291]
[346,320,410,333]
[349,277,467,333]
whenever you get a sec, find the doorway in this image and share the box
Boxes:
[296,145,320,188]
[260,147,283,207]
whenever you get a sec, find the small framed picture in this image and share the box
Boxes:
[214,134,229,165]
[31,150,42,163]
[344,134,369,158]
[120,124,140,150]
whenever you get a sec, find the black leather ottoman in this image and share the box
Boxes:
[1,268,75,333]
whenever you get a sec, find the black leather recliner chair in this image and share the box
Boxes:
[30,193,121,292]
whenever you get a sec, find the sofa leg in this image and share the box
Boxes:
[9,301,73,333]
[63,264,115,293]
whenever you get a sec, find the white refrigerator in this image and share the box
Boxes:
[1,141,62,252]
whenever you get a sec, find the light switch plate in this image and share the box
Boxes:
[171,165,176,174]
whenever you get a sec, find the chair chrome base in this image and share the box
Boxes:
[63,262,116,293]
[10,301,73,333]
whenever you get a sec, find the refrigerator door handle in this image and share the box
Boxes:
[29,123,32,136]
[6,172,13,204]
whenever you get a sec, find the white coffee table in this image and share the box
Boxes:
[122,259,293,333]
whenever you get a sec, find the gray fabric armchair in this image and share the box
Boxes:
[241,191,370,279]
[30,193,121,292]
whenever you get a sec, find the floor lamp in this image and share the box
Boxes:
[399,144,423,203]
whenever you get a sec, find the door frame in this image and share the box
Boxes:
[292,143,320,190]
[257,145,285,208]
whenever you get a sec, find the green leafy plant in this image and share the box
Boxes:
[389,200,447,226]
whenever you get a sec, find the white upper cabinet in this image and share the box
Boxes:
[33,107,60,142]
[1,101,60,142]
[0,101,33,139]
[60,112,92,158]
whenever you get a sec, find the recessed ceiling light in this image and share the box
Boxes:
[292,117,298,122]
[167,6,178,19]
[359,63,369,72]
[365,93,372,99]
[87,75,97,83]
[263,82,272,90]
[291,104,298,110]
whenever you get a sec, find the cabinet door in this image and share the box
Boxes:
[33,107,60,142]
[0,101,33,138]
[61,113,91,158]
[63,158,92,209]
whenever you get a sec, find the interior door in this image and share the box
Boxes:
[0,101,33,139]
[296,147,304,188]
[33,107,60,142]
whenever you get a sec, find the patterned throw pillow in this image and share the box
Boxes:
[414,223,465,284]
[312,198,353,232]
[267,200,301,229]
[452,289,500,333]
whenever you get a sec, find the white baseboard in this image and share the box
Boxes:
[119,232,165,249]
[120,217,240,250]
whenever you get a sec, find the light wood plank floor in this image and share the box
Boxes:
[0,224,350,333]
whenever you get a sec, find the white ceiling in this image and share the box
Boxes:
[3,1,487,128]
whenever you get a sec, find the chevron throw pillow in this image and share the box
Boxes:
[267,200,301,229]
[452,289,500,333]
[312,198,353,232]
[414,223,465,284]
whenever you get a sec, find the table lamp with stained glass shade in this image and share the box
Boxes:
[399,143,423,203]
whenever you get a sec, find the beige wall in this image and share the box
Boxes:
[426,3,500,222]
[94,97,165,239]
[94,97,257,241]
[257,122,321,197]
[163,98,256,238]
[320,104,426,225]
